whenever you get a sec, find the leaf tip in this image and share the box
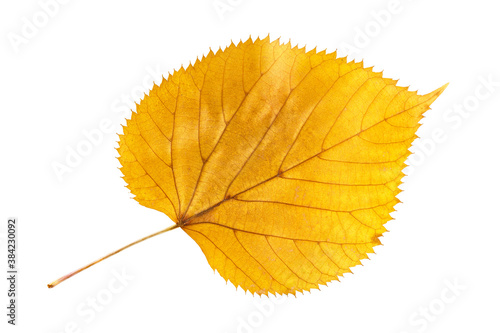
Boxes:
[434,82,449,97]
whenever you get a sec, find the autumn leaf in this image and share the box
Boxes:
[48,36,447,295]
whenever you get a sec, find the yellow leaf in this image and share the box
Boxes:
[49,36,447,295]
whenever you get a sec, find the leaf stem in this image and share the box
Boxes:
[47,224,179,288]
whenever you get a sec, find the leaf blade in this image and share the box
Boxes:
[118,37,447,295]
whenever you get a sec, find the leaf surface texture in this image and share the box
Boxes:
[118,36,446,295]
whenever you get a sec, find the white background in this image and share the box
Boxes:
[1,0,499,332]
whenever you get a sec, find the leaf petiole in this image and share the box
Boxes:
[47,224,179,288]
